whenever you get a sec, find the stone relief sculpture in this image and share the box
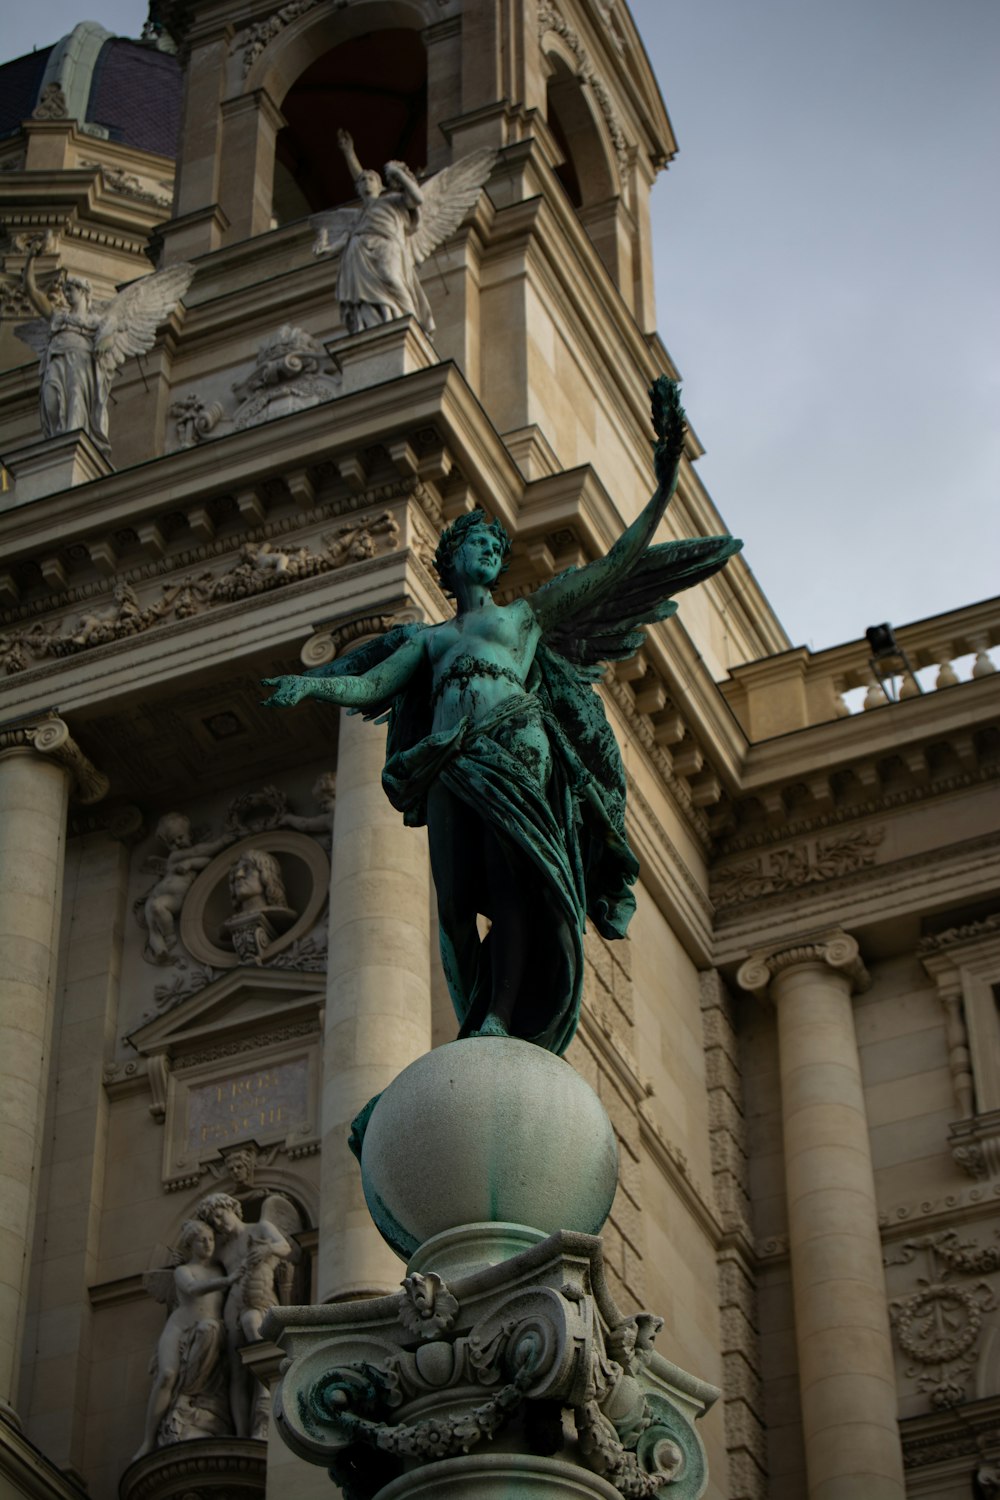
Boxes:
[134,1219,235,1457]
[311,129,496,339]
[137,1194,303,1456]
[137,814,236,963]
[0,515,397,675]
[264,379,742,1054]
[16,244,193,460]
[168,324,340,449]
[193,1192,301,1439]
[223,848,297,964]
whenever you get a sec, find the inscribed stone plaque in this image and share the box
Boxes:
[185,1058,308,1153]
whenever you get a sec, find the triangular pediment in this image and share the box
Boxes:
[128,966,324,1059]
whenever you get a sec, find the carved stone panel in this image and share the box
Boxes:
[162,1032,320,1191]
[180,832,329,969]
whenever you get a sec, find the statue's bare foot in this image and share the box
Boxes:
[472,1013,509,1038]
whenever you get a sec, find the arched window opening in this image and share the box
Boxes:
[272,27,427,227]
[544,56,615,212]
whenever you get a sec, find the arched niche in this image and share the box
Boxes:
[544,49,618,211]
[271,26,428,226]
[542,46,632,304]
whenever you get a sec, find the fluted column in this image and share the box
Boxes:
[0,716,106,1421]
[312,621,433,1302]
[738,931,904,1500]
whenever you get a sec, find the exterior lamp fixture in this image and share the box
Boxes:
[866,622,923,702]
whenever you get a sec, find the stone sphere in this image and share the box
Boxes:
[360,1037,619,1261]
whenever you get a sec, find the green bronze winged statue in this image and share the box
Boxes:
[264,378,741,1055]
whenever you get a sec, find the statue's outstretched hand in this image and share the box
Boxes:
[336,128,354,153]
[261,675,313,708]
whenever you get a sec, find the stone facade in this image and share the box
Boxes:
[0,2,998,1498]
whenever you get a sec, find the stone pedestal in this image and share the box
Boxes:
[325,317,437,398]
[117,1437,266,1500]
[266,1039,718,1499]
[2,429,112,508]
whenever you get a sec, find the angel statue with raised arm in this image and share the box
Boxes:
[16,243,194,460]
[311,128,495,339]
[264,378,742,1055]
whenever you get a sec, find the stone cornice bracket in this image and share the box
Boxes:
[300,608,424,668]
[0,714,109,804]
[736,928,870,1002]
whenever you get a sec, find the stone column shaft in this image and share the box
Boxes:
[0,717,105,1418]
[319,699,432,1302]
[0,749,69,1414]
[739,932,905,1500]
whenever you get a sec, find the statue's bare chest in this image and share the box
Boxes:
[428,602,538,669]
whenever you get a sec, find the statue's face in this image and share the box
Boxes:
[454,526,504,588]
[358,171,382,199]
[231,858,263,904]
[65,279,88,310]
[191,1225,214,1259]
[159,814,191,849]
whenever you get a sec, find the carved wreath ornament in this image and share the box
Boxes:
[888,1230,1000,1409]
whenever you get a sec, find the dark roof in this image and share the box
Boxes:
[0,35,182,158]
[0,47,54,140]
[86,39,182,157]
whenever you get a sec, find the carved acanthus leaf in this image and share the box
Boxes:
[712,826,886,905]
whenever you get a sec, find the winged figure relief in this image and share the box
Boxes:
[311,128,496,339]
[15,243,194,461]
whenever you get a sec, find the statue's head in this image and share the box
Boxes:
[434,509,511,595]
[156,812,191,850]
[177,1218,215,1262]
[195,1192,244,1236]
[356,170,382,200]
[228,848,287,910]
[64,274,91,309]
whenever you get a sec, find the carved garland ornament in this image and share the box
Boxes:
[277,1270,701,1500]
[0,515,398,675]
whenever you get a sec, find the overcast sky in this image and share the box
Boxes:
[5,1,998,650]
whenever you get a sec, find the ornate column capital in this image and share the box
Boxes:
[300,607,424,669]
[736,928,870,1002]
[0,713,109,804]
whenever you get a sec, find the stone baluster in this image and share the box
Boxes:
[738,930,905,1500]
[0,716,106,1421]
[310,620,433,1303]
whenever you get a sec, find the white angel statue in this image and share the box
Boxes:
[311,129,495,340]
[16,243,194,460]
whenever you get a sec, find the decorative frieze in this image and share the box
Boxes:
[712,826,885,906]
[0,514,397,674]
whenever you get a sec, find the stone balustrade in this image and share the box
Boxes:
[722,596,1000,740]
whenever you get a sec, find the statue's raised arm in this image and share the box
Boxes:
[531,377,742,670]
